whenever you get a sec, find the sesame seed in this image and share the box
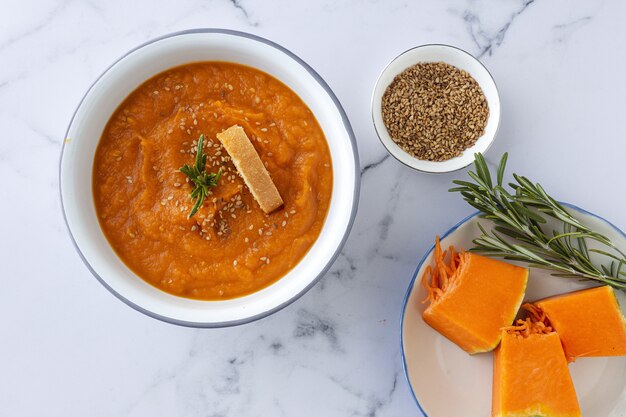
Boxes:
[174,183,181,187]
[233,260,237,266]
[260,128,268,132]
[116,156,122,161]
[161,200,167,206]
[191,225,197,231]
[281,221,287,227]
[167,195,174,201]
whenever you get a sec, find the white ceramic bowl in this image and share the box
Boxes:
[372,44,500,173]
[60,29,360,327]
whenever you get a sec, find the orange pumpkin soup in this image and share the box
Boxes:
[93,62,333,300]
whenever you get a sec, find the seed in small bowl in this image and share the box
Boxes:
[372,44,500,173]
[381,62,489,162]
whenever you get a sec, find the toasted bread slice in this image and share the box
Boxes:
[217,125,283,213]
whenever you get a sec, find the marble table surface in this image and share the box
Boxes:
[2,1,625,416]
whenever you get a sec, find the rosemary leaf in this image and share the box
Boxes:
[450,152,626,290]
[179,134,222,219]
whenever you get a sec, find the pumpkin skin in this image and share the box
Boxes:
[492,331,581,417]
[535,286,626,361]
[422,251,528,354]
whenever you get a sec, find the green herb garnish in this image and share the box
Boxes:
[179,134,222,218]
[450,152,626,290]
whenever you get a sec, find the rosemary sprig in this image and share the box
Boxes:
[450,153,626,290]
[179,134,222,218]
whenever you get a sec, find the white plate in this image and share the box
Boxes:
[401,204,626,417]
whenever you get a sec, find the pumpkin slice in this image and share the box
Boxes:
[493,315,581,417]
[533,285,626,361]
[421,237,528,354]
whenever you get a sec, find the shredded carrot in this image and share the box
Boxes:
[421,236,465,304]
[421,266,434,302]
[522,303,550,326]
[502,303,553,337]
[449,245,457,270]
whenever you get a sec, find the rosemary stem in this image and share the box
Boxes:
[451,153,626,291]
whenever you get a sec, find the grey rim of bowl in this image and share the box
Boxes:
[371,43,501,174]
[58,28,361,328]
[399,203,626,415]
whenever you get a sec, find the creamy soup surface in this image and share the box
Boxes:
[93,62,333,300]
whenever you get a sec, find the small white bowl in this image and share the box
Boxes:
[372,44,500,173]
[59,29,360,327]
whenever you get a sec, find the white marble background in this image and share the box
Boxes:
[1,0,625,416]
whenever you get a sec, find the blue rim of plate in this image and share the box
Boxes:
[58,28,361,328]
[399,202,626,416]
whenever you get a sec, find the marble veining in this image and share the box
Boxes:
[461,0,537,58]
[1,0,625,416]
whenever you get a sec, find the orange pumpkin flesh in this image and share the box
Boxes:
[534,286,626,361]
[422,237,528,354]
[493,329,581,417]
